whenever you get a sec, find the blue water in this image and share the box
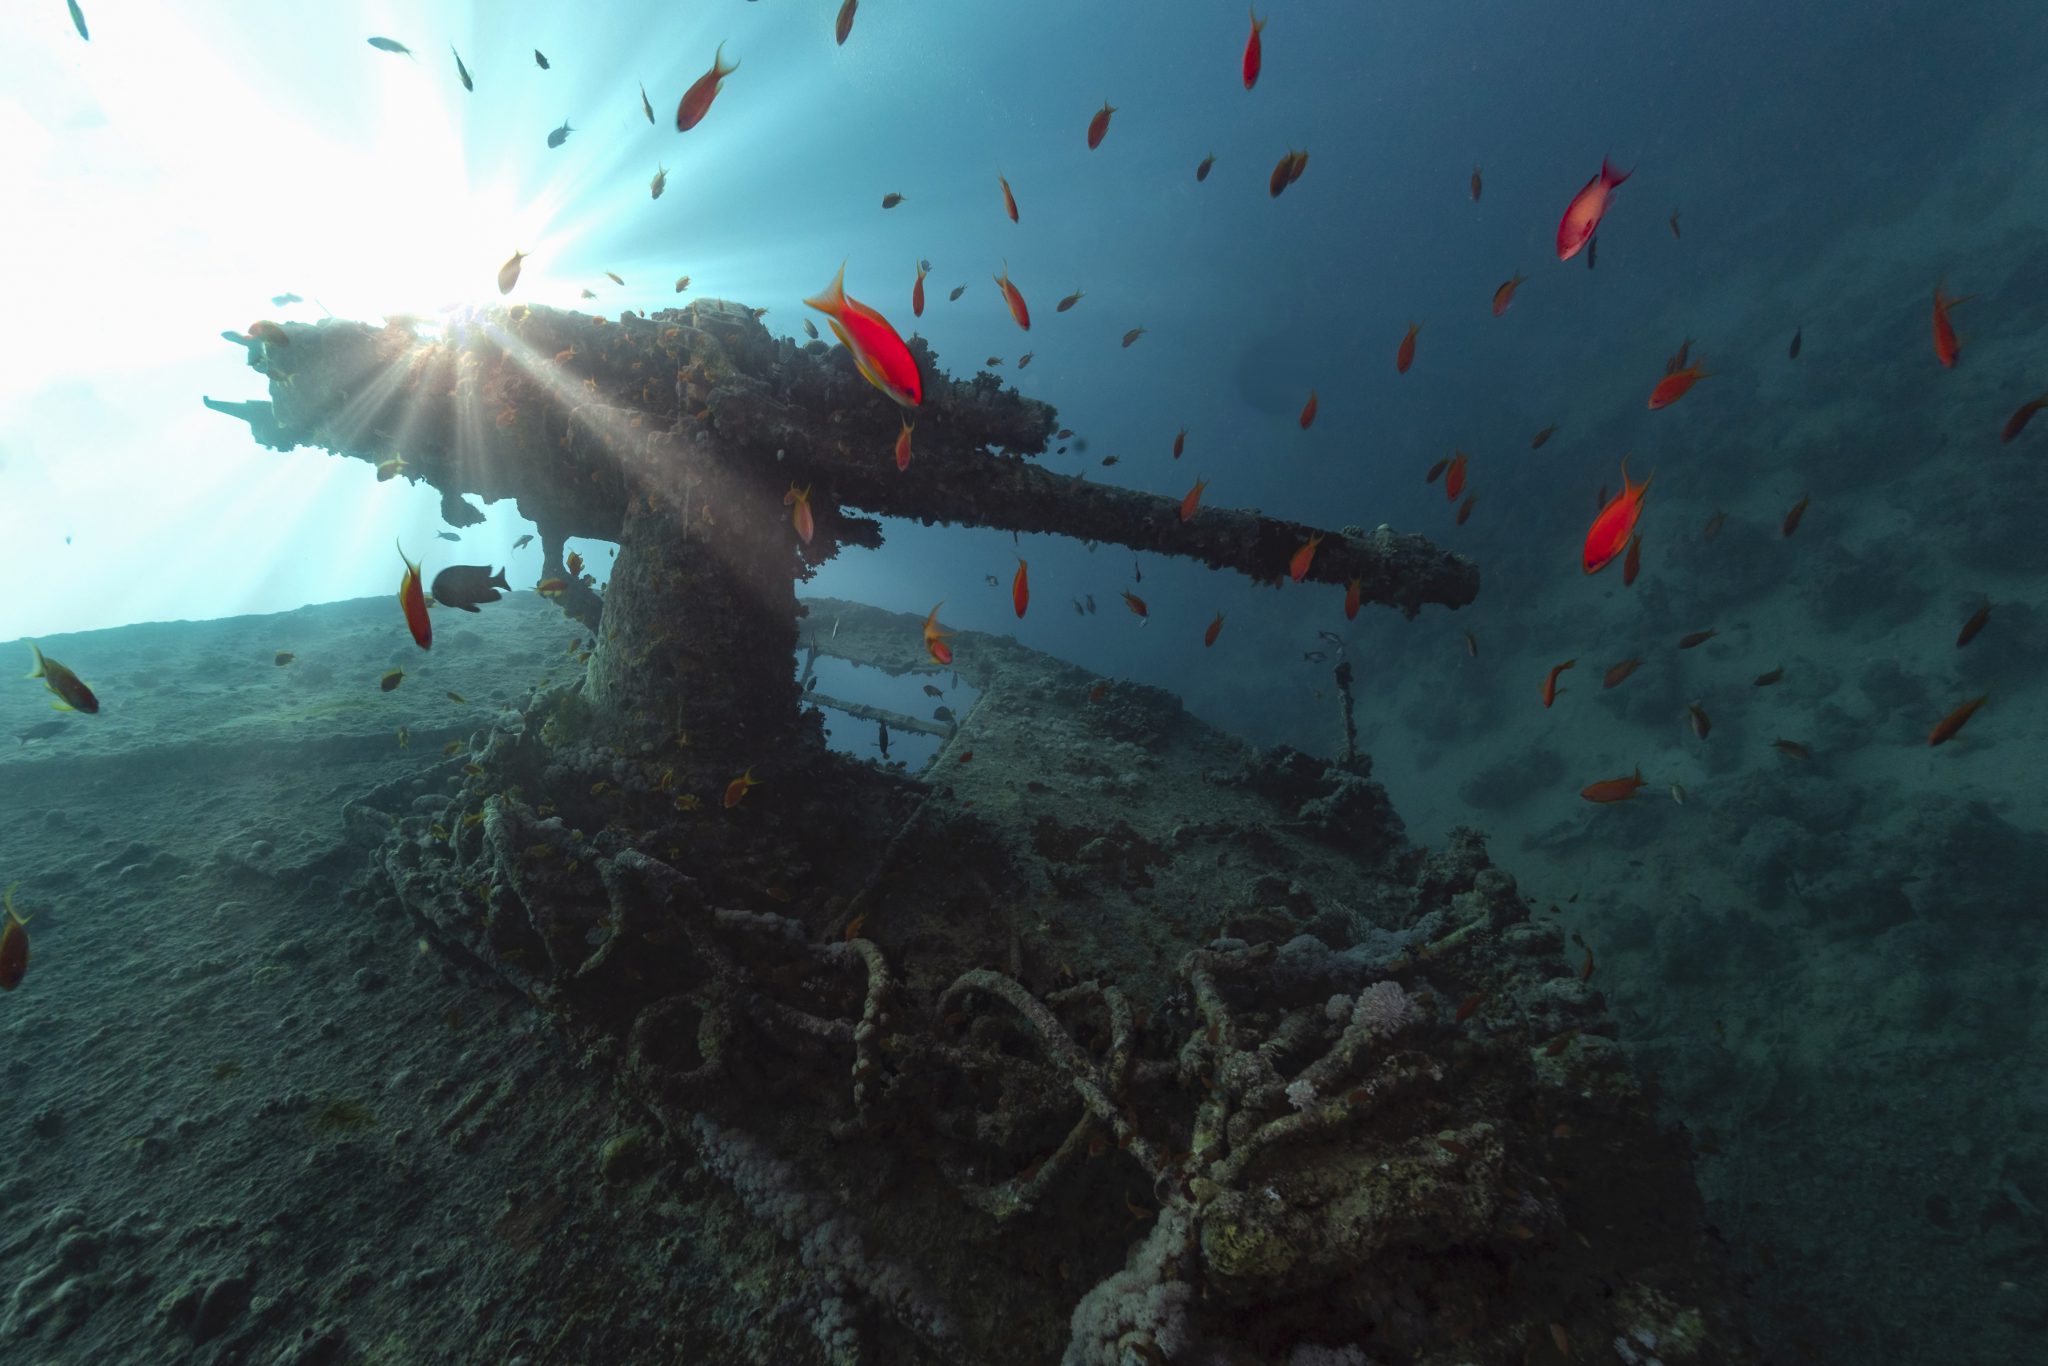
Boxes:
[6,1,2048,1362]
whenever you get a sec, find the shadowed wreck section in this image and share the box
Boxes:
[207,302,1752,1364]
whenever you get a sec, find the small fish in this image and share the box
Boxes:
[604,271,625,287]
[835,0,858,46]
[994,261,1030,330]
[534,49,550,69]
[435,531,461,543]
[381,668,406,692]
[805,676,818,692]
[1772,738,1810,760]
[923,602,954,664]
[1649,360,1712,409]
[1013,559,1030,617]
[1462,630,1478,659]
[1677,628,1716,649]
[1587,235,1598,270]
[1701,509,1726,540]
[984,574,1000,588]
[1302,650,1326,664]
[1179,478,1208,522]
[25,644,99,713]
[547,119,575,149]
[1531,424,1557,449]
[1018,352,1033,368]
[677,42,739,131]
[1316,630,1342,648]
[1073,599,1086,616]
[1670,782,1685,805]
[651,165,668,199]
[1197,154,1216,182]
[452,46,473,91]
[512,534,535,550]
[1057,429,1074,439]
[1056,290,1084,313]
[1086,595,1096,614]
[1957,601,1991,648]
[1456,493,1478,526]
[1580,767,1645,803]
[1087,100,1116,150]
[2002,394,2048,444]
[1583,456,1652,574]
[1444,452,1468,501]
[375,454,408,483]
[1781,494,1810,537]
[640,82,655,124]
[274,651,295,666]
[1,884,31,990]
[396,726,410,749]
[367,36,414,58]
[1557,156,1630,261]
[270,293,302,306]
[922,684,944,698]
[1289,533,1323,582]
[1100,455,1118,467]
[1621,532,1643,587]
[876,719,890,759]
[723,767,762,808]
[675,276,691,293]
[1932,282,1971,368]
[67,0,87,41]
[804,265,924,408]
[1542,659,1575,708]
[1425,456,1448,484]
[949,284,967,302]
[1242,7,1267,88]
[535,578,568,597]
[1396,323,1421,374]
[1753,666,1785,687]
[1121,588,1148,621]
[785,482,815,545]
[1470,164,1482,201]
[894,417,914,471]
[1789,326,1803,359]
[1492,272,1527,317]
[447,691,467,705]
[1122,327,1147,348]
[882,192,905,209]
[999,171,1019,223]
[911,262,928,318]
[1669,209,1681,239]
[1927,695,1988,747]
[1687,702,1711,739]
[1299,389,1318,429]
[491,250,528,297]
[1173,427,1187,459]
[803,318,820,340]
[1344,579,1362,620]
[1204,612,1224,647]
[1269,148,1298,198]
[1132,558,1142,583]
[958,751,974,763]
[1603,658,1642,688]
[396,542,432,648]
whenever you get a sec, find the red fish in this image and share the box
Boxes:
[1344,577,1362,620]
[1289,533,1322,582]
[1299,389,1318,429]
[723,767,762,808]
[922,602,954,665]
[999,172,1019,223]
[1013,559,1030,617]
[784,482,814,545]
[1396,322,1421,374]
[1121,588,1148,621]
[397,541,432,648]
[0,884,29,991]
[1204,612,1224,647]
[1556,156,1630,261]
[1197,153,1215,182]
[1179,478,1207,522]
[1956,602,1991,648]
[2003,395,2047,443]
[1603,658,1642,688]
[1269,150,1296,199]
[1173,427,1186,459]
[676,41,739,131]
[1583,456,1651,574]
[1932,283,1972,368]
[1781,494,1810,537]
[804,264,923,407]
[1648,361,1712,409]
[1542,659,1575,708]
[1242,7,1267,89]
[1456,493,1478,525]
[1444,451,1468,501]
[994,261,1030,331]
[1621,532,1642,586]
[1928,695,1987,747]
[1087,101,1116,150]
[894,417,913,472]
[835,0,857,46]
[912,262,927,318]
[247,320,289,347]
[1580,766,1645,803]
[1492,272,1527,317]
[1470,165,1482,201]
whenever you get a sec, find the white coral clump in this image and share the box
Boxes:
[1353,979,1414,1036]
[1285,1077,1319,1112]
[1063,1208,1196,1365]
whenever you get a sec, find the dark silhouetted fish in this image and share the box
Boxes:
[431,564,511,612]
[1789,326,1802,360]
[436,531,461,542]
[16,720,69,745]
[512,534,534,550]
[547,119,574,148]
[368,36,413,57]
[270,292,302,306]
[534,49,550,69]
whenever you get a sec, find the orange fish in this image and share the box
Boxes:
[1344,577,1362,620]
[1604,657,1642,688]
[723,767,762,808]
[1121,588,1148,620]
[994,261,1030,331]
[922,601,954,664]
[1470,164,1482,201]
[1956,601,1991,648]
[535,578,567,597]
[1173,427,1186,459]
[1204,611,1224,646]
[1269,149,1297,198]
[1583,456,1651,574]
[1677,628,1716,649]
[1928,695,1987,747]
[1243,7,1267,88]
[1444,452,1468,501]
[1179,478,1207,522]
[912,262,927,318]
[1648,361,1712,409]
[894,417,914,471]
[1782,493,1810,537]
[396,541,432,649]
[1396,323,1421,374]
[1532,424,1557,448]
[999,172,1019,223]
[676,41,739,131]
[1288,149,1307,183]
[1456,493,1478,526]
[901,413,925,473]
[565,550,584,576]
[1299,389,1318,429]
[2001,394,2046,443]
[1492,273,1526,317]
[1289,533,1322,582]
[1542,659,1575,708]
[1087,100,1116,149]
[1621,532,1643,586]
[1197,153,1215,182]
[785,482,815,545]
[247,320,288,347]
[1932,283,1972,368]
[1012,559,1029,618]
[1580,766,1645,803]
[1556,156,1629,261]
[835,0,856,46]
[0,884,29,991]
[805,264,923,407]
